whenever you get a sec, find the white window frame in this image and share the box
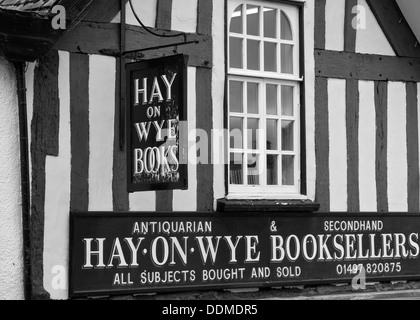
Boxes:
[227,0,304,199]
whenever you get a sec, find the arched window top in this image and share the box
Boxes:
[281,10,293,40]
[229,3,294,41]
[228,1,299,76]
[230,4,243,34]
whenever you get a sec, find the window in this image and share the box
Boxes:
[228,0,302,197]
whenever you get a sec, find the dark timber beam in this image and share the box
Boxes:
[82,0,128,22]
[155,0,173,212]
[314,0,326,50]
[344,0,357,53]
[54,22,212,68]
[344,0,360,213]
[58,0,93,21]
[31,50,60,299]
[196,0,214,211]
[365,0,420,58]
[70,53,90,213]
[156,0,172,30]
[315,77,330,213]
[375,81,389,213]
[314,0,328,213]
[315,49,420,82]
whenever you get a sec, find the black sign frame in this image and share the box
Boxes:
[126,55,188,193]
[69,211,420,298]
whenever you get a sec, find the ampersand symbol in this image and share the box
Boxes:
[271,221,278,232]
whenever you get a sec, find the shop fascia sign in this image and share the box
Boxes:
[69,212,420,298]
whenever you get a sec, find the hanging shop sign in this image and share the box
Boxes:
[126,55,188,192]
[69,212,420,298]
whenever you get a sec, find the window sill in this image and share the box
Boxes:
[217,198,320,213]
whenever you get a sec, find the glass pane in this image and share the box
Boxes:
[247,118,259,150]
[267,119,278,150]
[247,82,259,114]
[229,81,243,113]
[230,5,243,34]
[266,84,278,115]
[229,117,243,149]
[281,11,293,40]
[281,44,293,74]
[264,42,277,72]
[264,7,276,38]
[282,121,294,151]
[247,154,260,185]
[247,40,260,70]
[246,5,260,36]
[267,155,278,185]
[230,153,243,185]
[281,86,294,116]
[230,37,243,69]
[282,155,295,186]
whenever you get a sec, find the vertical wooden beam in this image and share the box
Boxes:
[346,79,360,213]
[70,53,90,212]
[155,0,174,212]
[315,0,328,212]
[375,81,389,213]
[344,0,359,212]
[113,57,130,211]
[197,0,212,35]
[344,0,357,53]
[196,0,214,211]
[155,0,173,30]
[196,68,214,211]
[156,192,174,212]
[30,50,60,299]
[315,77,330,213]
[120,0,126,151]
[314,0,326,50]
[113,0,129,212]
[406,82,419,213]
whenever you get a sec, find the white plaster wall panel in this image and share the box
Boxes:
[358,80,377,212]
[325,0,345,51]
[387,81,407,212]
[328,79,347,212]
[172,0,197,33]
[356,0,395,56]
[43,51,71,300]
[113,0,157,27]
[174,67,197,211]
[0,57,24,300]
[129,191,156,211]
[88,55,115,211]
[212,0,225,207]
[303,0,316,201]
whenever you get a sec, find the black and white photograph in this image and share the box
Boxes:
[1,0,420,307]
